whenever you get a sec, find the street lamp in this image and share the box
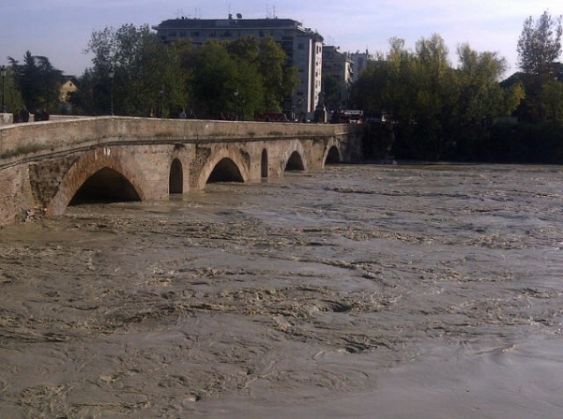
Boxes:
[297,98,303,122]
[108,70,115,116]
[159,87,165,118]
[1,66,6,113]
[233,90,239,120]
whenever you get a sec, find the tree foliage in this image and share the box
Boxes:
[517,11,562,81]
[72,26,297,119]
[351,35,521,160]
[8,51,63,112]
[322,75,341,110]
[0,66,24,113]
[79,24,186,116]
[541,80,563,123]
[187,40,263,119]
[516,11,563,122]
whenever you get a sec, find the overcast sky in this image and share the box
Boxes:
[1,0,561,77]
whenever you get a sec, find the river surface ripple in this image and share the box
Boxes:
[1,164,563,418]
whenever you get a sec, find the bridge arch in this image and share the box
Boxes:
[261,149,268,178]
[197,149,249,188]
[169,158,184,194]
[324,146,342,166]
[46,148,146,216]
[282,141,307,172]
[322,139,343,168]
[70,168,141,205]
[207,158,244,183]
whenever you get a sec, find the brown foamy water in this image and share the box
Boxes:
[1,164,563,418]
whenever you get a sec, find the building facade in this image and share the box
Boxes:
[349,50,373,83]
[322,46,353,110]
[153,16,323,116]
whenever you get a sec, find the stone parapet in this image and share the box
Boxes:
[0,117,360,163]
[0,113,13,126]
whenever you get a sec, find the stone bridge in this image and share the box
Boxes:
[0,117,363,226]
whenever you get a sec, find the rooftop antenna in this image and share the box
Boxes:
[273,5,276,18]
[228,3,231,18]
[266,3,276,19]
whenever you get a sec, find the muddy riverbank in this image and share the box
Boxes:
[1,164,563,418]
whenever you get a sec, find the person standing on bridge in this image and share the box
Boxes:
[19,108,30,123]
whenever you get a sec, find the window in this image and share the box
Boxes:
[298,43,304,50]
[191,31,200,37]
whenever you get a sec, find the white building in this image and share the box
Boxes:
[153,16,323,116]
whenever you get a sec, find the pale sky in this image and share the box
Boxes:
[1,0,561,77]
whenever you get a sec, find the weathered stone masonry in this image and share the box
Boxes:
[0,117,363,226]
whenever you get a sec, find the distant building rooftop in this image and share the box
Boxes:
[155,18,299,29]
[153,17,322,40]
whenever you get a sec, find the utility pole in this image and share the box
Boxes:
[1,66,6,113]
[108,69,115,116]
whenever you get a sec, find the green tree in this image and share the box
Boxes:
[68,69,99,115]
[227,36,297,112]
[541,80,563,123]
[0,66,24,113]
[190,41,264,119]
[517,11,562,82]
[190,41,239,118]
[322,75,341,110]
[351,35,520,160]
[9,51,63,112]
[257,37,294,111]
[83,24,186,116]
[350,58,390,115]
[456,44,515,123]
[516,11,562,121]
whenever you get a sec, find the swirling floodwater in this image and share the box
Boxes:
[1,164,563,418]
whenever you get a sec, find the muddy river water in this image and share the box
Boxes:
[1,164,563,418]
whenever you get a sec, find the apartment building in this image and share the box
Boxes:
[153,16,323,116]
[350,50,373,83]
[322,46,353,109]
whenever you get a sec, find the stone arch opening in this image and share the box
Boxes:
[207,158,244,183]
[325,146,341,165]
[285,151,305,171]
[169,158,183,194]
[69,167,141,205]
[261,149,268,178]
